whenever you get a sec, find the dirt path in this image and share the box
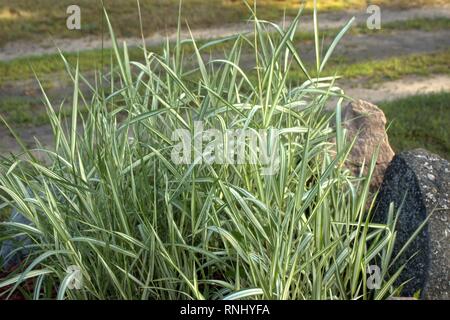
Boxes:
[332,29,450,63]
[267,29,450,65]
[1,5,449,61]
[1,74,449,154]
[343,74,450,102]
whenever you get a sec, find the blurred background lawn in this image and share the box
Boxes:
[0,0,449,158]
[0,0,447,45]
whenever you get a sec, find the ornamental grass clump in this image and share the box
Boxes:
[0,5,409,300]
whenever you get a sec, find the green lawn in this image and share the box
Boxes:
[379,92,450,160]
[334,50,450,82]
[287,50,450,84]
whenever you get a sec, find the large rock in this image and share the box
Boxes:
[342,100,395,189]
[374,149,449,299]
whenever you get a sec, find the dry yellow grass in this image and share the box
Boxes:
[225,0,447,11]
[0,8,34,21]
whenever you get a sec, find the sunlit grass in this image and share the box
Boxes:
[380,92,450,159]
[0,8,34,21]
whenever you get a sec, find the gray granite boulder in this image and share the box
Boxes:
[374,149,449,299]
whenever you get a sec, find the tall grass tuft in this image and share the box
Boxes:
[0,5,408,300]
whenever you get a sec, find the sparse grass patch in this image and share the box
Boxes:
[0,48,143,85]
[0,97,46,125]
[380,92,450,159]
[338,50,450,83]
[379,17,450,32]
[0,97,82,126]
[286,50,450,85]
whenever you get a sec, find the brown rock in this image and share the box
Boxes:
[342,100,395,189]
